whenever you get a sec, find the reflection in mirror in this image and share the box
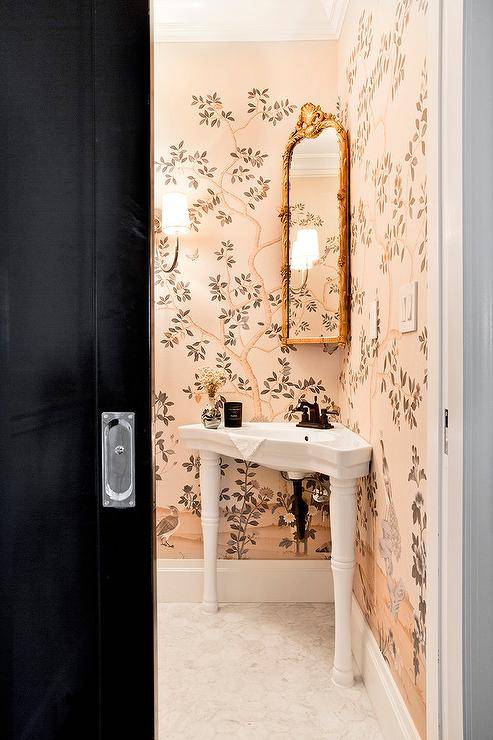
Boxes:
[289,128,341,339]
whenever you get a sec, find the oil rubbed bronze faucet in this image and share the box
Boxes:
[294,396,334,430]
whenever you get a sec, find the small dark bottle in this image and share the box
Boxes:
[224,401,242,428]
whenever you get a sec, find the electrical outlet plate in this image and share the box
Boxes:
[399,282,418,333]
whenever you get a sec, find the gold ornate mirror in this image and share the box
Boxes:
[281,103,349,345]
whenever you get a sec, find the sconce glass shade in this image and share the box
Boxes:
[290,240,310,271]
[162,192,191,236]
[297,228,319,263]
[290,228,320,270]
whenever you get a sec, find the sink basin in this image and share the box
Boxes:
[178,419,372,688]
[179,421,372,480]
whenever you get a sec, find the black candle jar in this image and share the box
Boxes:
[224,401,242,428]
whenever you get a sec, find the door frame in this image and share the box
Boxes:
[439,0,464,737]
[146,3,463,737]
[149,2,159,737]
[426,0,465,738]
[427,0,465,738]
[425,1,443,737]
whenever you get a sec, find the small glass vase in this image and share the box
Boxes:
[201,394,221,429]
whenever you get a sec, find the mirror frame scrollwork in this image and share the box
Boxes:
[281,102,349,346]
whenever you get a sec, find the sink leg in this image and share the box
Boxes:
[329,476,357,688]
[199,449,221,613]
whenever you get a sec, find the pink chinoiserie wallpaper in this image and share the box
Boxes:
[154,41,340,561]
[154,7,429,732]
[337,1,428,734]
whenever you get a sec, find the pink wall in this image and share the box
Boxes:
[337,1,428,734]
[154,41,340,560]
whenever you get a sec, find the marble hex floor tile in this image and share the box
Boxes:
[158,603,383,740]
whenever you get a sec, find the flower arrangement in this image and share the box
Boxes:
[197,367,227,401]
[197,367,227,429]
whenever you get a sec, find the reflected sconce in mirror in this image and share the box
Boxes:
[290,228,320,293]
[281,102,349,345]
[160,192,191,272]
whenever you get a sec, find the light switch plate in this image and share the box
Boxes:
[399,282,418,333]
[369,300,378,339]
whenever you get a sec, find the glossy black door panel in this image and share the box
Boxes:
[0,4,97,737]
[94,2,154,738]
[0,2,153,738]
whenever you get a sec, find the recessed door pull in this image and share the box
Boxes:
[101,412,135,508]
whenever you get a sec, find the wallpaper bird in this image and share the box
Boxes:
[156,505,180,547]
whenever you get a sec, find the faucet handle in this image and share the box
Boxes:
[320,408,334,429]
[322,406,338,418]
[294,400,309,423]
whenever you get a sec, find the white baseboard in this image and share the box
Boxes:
[351,596,421,740]
[157,558,334,603]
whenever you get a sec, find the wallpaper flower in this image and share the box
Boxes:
[337,1,428,735]
[154,42,340,561]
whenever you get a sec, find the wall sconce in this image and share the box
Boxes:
[290,228,320,292]
[161,192,191,272]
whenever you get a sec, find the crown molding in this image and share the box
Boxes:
[154,1,350,43]
[291,152,340,177]
[291,168,339,177]
[154,23,342,43]
[322,0,350,39]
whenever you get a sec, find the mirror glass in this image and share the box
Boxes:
[288,127,341,340]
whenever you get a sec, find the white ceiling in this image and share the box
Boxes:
[153,0,349,42]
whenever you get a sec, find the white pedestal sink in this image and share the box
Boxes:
[178,421,372,687]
